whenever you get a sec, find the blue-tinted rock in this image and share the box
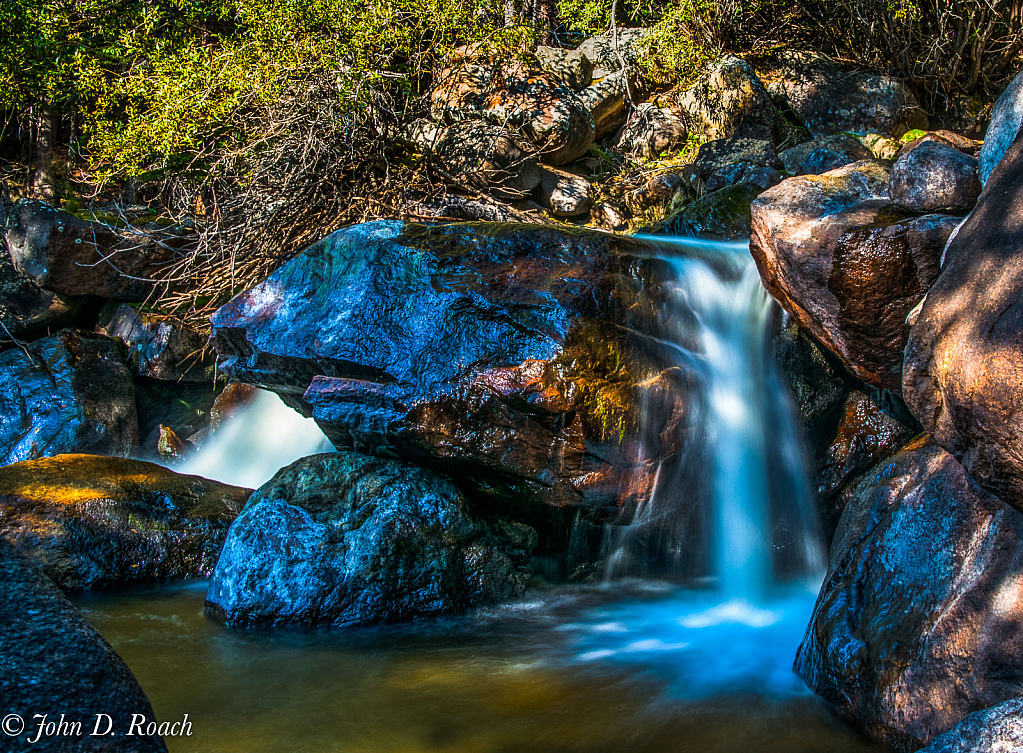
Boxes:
[0,538,167,751]
[205,452,535,628]
[0,330,138,465]
[980,71,1023,184]
[211,221,679,514]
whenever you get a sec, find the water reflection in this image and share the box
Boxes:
[75,581,878,753]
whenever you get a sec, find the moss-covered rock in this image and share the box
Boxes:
[0,454,250,589]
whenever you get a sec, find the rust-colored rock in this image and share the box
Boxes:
[0,454,250,590]
[750,160,958,389]
[903,129,1023,508]
[818,391,914,523]
[796,437,1023,751]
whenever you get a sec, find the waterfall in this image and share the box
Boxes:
[178,389,334,489]
[606,237,823,601]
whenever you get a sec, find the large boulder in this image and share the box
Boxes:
[0,454,248,590]
[918,699,1023,753]
[796,437,1023,751]
[211,221,677,515]
[536,167,593,216]
[765,53,926,138]
[431,62,594,165]
[2,200,183,302]
[979,70,1023,184]
[677,56,775,141]
[578,73,629,139]
[205,452,535,628]
[0,330,139,465]
[750,160,958,389]
[0,538,167,751]
[889,139,980,213]
[432,120,543,199]
[903,129,1023,507]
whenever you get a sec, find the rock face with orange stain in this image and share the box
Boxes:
[796,437,1023,751]
[211,221,683,518]
[430,61,594,165]
[750,159,958,390]
[903,129,1023,510]
[0,454,250,590]
[0,539,168,752]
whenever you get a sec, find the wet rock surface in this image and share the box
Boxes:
[0,538,167,752]
[797,437,1023,751]
[750,159,957,389]
[205,452,535,628]
[97,303,215,383]
[889,139,980,213]
[918,699,1023,753]
[817,391,914,524]
[903,129,1023,508]
[677,56,776,141]
[656,182,762,240]
[211,221,677,515]
[0,329,139,466]
[0,454,249,590]
[431,62,594,165]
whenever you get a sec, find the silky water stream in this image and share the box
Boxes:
[74,238,879,753]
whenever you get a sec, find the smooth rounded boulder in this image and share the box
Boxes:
[205,452,535,628]
[0,454,248,590]
[2,199,184,302]
[0,539,167,752]
[750,160,958,389]
[889,139,980,213]
[797,437,1023,751]
[903,129,1023,508]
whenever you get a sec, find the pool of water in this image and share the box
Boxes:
[75,580,882,753]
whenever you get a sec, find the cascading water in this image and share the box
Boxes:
[75,235,870,753]
[178,389,334,489]
[605,236,823,599]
